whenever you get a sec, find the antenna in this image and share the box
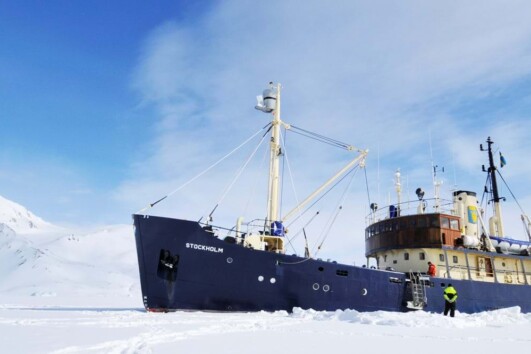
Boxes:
[429,132,443,212]
[394,169,401,216]
[377,144,381,207]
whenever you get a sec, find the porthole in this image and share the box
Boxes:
[312,283,319,290]
[270,278,276,284]
[361,288,368,296]
[318,267,324,272]
[258,275,264,282]
[323,284,330,292]
[226,257,233,264]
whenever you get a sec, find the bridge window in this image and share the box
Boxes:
[439,254,445,262]
[441,217,450,229]
[419,252,425,260]
[453,256,458,263]
[431,217,440,227]
[418,218,427,228]
[404,252,409,261]
[450,219,459,230]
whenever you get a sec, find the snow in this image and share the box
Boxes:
[0,195,53,233]
[1,195,531,353]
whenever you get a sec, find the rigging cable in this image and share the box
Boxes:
[241,135,270,218]
[497,171,531,241]
[364,166,372,213]
[280,127,287,221]
[285,211,320,243]
[279,128,308,255]
[136,123,272,214]
[204,125,270,220]
[285,163,360,228]
[283,211,320,256]
[313,167,360,257]
[480,174,491,208]
[289,125,356,151]
[496,171,528,216]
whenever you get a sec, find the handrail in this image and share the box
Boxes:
[365,198,456,226]
[442,263,531,284]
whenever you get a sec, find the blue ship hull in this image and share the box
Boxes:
[133,214,531,313]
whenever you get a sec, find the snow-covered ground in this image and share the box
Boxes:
[2,297,530,353]
[1,195,531,353]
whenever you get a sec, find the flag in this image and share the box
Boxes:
[500,152,507,168]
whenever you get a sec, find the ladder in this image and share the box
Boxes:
[406,272,427,310]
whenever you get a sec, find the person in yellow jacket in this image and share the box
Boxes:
[443,284,458,317]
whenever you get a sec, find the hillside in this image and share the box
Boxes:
[0,195,140,298]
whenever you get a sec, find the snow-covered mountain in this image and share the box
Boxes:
[0,195,140,298]
[0,195,53,232]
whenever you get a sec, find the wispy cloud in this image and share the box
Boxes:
[116,1,531,262]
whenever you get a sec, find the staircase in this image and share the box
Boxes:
[406,272,427,310]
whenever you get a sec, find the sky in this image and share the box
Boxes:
[1,1,531,262]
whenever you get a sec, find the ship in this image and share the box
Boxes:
[133,83,531,313]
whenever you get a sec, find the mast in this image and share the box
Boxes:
[482,137,505,236]
[268,84,282,225]
[255,82,283,228]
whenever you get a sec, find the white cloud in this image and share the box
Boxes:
[117,1,531,261]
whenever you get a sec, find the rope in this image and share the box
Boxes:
[136,123,271,214]
[205,127,269,218]
[285,211,320,243]
[364,166,372,211]
[289,125,355,151]
[281,130,303,222]
[313,167,360,256]
[496,171,527,214]
[285,164,359,228]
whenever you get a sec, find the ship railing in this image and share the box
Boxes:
[243,219,274,236]
[365,198,455,226]
[442,264,474,281]
[218,219,270,239]
[442,264,530,285]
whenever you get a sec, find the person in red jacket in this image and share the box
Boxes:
[427,261,436,276]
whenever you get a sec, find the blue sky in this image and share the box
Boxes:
[2,1,531,261]
[1,1,206,224]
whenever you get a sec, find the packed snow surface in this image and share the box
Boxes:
[1,297,530,354]
[1,195,531,353]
